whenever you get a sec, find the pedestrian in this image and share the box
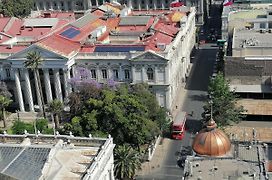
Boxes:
[176,105,178,109]
[190,111,194,117]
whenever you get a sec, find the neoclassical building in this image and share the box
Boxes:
[0,5,196,113]
[33,0,206,25]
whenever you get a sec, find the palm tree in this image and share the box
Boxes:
[48,99,63,129]
[114,144,141,179]
[0,95,12,128]
[24,51,45,118]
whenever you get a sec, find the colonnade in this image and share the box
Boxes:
[34,0,170,11]
[35,0,103,11]
[14,68,72,112]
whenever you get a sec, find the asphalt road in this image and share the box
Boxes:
[136,45,218,180]
[136,4,222,180]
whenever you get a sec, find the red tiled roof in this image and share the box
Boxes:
[79,45,96,53]
[37,35,81,57]
[1,7,187,56]
[0,18,11,32]
[0,45,27,53]
[92,9,106,17]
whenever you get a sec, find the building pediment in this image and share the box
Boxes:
[130,51,168,63]
[8,44,68,61]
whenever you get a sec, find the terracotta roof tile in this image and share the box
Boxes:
[37,35,80,57]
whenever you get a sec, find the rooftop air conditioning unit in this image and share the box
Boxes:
[157,43,166,51]
[7,44,13,49]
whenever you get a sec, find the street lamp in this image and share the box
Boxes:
[16,110,20,121]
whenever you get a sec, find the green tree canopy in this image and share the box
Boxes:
[65,83,168,148]
[0,0,33,18]
[202,72,246,127]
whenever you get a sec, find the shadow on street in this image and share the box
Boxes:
[186,117,202,134]
[188,94,207,102]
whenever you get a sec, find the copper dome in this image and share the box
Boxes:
[192,118,231,156]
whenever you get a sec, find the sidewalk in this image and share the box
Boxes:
[171,84,188,119]
[136,138,172,176]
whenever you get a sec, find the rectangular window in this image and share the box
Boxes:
[113,69,119,79]
[5,68,10,78]
[91,69,96,79]
[124,69,130,79]
[260,23,266,29]
[102,69,107,79]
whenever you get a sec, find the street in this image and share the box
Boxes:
[136,4,222,180]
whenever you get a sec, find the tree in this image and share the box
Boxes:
[0,0,33,18]
[24,51,46,118]
[202,72,245,127]
[114,144,141,179]
[48,100,63,129]
[65,81,166,148]
[0,95,12,128]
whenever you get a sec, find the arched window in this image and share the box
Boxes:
[147,67,154,81]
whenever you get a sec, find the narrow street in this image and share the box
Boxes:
[136,4,222,180]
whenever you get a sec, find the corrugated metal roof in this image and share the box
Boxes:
[71,13,97,28]
[23,18,58,27]
[237,99,272,115]
[119,16,151,26]
[0,147,50,180]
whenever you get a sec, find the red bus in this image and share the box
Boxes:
[171,111,187,140]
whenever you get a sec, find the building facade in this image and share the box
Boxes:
[0,6,196,113]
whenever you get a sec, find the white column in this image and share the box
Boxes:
[165,87,170,110]
[83,0,87,10]
[57,1,61,10]
[14,69,25,112]
[50,1,53,10]
[165,65,169,84]
[145,0,148,10]
[154,0,157,10]
[64,1,69,11]
[119,65,123,81]
[53,69,63,102]
[72,1,76,10]
[131,66,136,83]
[0,66,3,80]
[43,2,46,10]
[24,69,34,112]
[43,69,53,104]
[141,66,146,82]
[128,0,132,8]
[63,69,72,98]
[71,66,76,78]
[96,66,100,82]
[154,66,158,84]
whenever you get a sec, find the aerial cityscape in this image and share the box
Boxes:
[0,0,271,179]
